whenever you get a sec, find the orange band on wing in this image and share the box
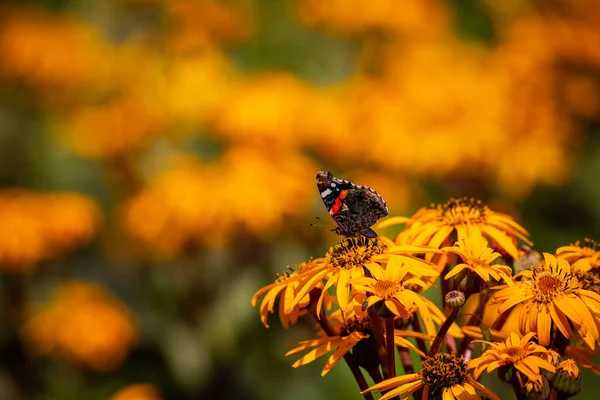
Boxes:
[330,190,348,215]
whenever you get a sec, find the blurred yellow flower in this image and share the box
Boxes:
[0,7,107,93]
[0,190,101,270]
[209,73,313,148]
[124,148,314,255]
[164,0,253,53]
[109,383,162,400]
[42,193,103,256]
[297,0,450,37]
[56,95,165,158]
[166,52,236,127]
[22,282,137,371]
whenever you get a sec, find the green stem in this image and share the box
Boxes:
[428,308,461,357]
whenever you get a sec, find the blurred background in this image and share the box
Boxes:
[1,0,600,399]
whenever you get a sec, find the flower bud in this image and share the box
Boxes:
[551,359,582,397]
[445,290,465,309]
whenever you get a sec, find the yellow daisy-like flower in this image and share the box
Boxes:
[288,236,439,315]
[494,253,600,348]
[252,260,328,329]
[382,198,531,260]
[364,353,500,400]
[442,235,513,286]
[557,238,600,271]
[468,332,556,381]
[350,255,441,336]
[286,296,427,376]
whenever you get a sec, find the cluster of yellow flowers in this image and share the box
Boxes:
[21,282,137,371]
[0,190,101,270]
[254,196,600,399]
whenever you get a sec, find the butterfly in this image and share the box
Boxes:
[316,171,388,238]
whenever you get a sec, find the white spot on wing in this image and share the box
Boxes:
[321,188,332,198]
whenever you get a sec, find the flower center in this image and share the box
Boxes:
[499,346,526,361]
[373,280,400,299]
[574,270,600,292]
[467,257,488,269]
[420,353,468,394]
[530,269,579,303]
[438,197,486,226]
[326,237,387,270]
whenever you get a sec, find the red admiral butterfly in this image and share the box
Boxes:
[316,171,388,238]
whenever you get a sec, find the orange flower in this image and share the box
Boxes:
[0,7,106,92]
[109,384,162,400]
[364,353,499,400]
[468,332,556,381]
[494,253,600,348]
[123,148,314,254]
[442,235,513,285]
[252,260,331,329]
[556,238,600,271]
[57,95,164,158]
[384,198,530,260]
[22,282,137,371]
[0,190,101,270]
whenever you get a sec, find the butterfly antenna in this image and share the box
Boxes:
[310,216,336,229]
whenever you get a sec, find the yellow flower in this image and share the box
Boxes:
[285,296,426,376]
[556,238,600,271]
[21,282,137,371]
[252,260,329,329]
[164,0,253,53]
[442,235,513,285]
[123,148,314,254]
[209,73,313,148]
[388,198,531,260]
[0,190,101,270]
[468,332,556,381]
[350,255,441,336]
[364,353,499,400]
[297,0,450,37]
[166,52,236,126]
[41,193,102,256]
[494,253,600,348]
[288,236,439,315]
[109,384,162,400]
[57,95,164,158]
[0,7,106,92]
